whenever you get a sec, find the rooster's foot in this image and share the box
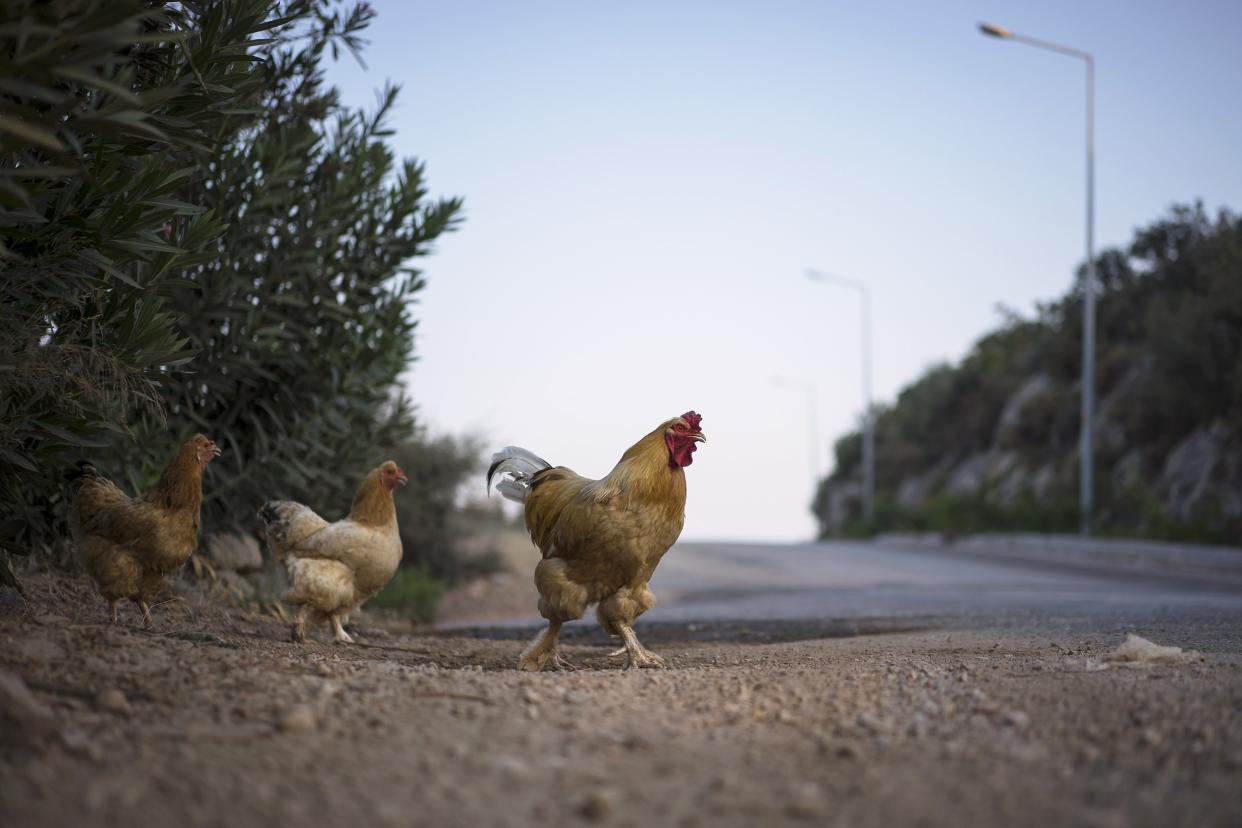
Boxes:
[518,648,576,672]
[619,625,666,670]
[625,649,667,670]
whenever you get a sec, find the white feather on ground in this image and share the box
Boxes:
[1105,634,1200,666]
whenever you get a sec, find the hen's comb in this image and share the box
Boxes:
[681,411,703,431]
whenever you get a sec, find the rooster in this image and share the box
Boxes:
[66,434,221,628]
[258,461,407,644]
[488,411,705,671]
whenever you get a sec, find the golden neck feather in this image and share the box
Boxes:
[348,470,397,527]
[144,445,204,510]
[591,425,686,508]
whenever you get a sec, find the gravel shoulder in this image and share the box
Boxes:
[3,571,1242,828]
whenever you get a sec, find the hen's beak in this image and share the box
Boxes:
[210,443,223,458]
[691,433,706,443]
[397,471,409,486]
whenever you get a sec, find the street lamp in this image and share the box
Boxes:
[978,22,1096,535]
[771,376,821,488]
[805,269,874,523]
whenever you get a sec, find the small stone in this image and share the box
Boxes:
[316,663,335,677]
[15,638,66,663]
[0,670,56,741]
[278,704,317,733]
[785,782,827,820]
[1141,726,1161,746]
[835,741,861,760]
[201,531,264,573]
[61,729,105,762]
[564,691,585,705]
[489,754,531,775]
[621,734,652,752]
[95,688,131,716]
[521,687,540,705]
[975,698,1000,715]
[577,791,613,821]
[1001,710,1030,729]
[34,613,70,627]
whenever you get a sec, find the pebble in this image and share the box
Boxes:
[488,754,531,775]
[96,688,131,716]
[785,782,827,820]
[1002,710,1030,729]
[278,704,317,733]
[34,613,71,627]
[835,741,862,760]
[61,729,105,762]
[0,670,56,739]
[15,638,66,663]
[857,712,891,733]
[577,791,614,821]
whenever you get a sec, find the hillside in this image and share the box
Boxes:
[814,204,1242,544]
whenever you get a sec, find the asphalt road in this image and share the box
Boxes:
[644,540,1242,629]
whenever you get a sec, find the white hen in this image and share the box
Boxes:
[259,460,406,643]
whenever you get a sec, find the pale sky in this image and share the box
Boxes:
[329,1,1242,541]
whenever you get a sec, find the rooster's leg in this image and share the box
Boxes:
[518,621,575,671]
[619,625,666,669]
[108,599,120,624]
[330,613,355,644]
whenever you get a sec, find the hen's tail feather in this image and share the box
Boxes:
[257,501,281,527]
[63,460,100,483]
[487,446,551,503]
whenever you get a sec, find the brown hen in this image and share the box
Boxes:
[66,434,221,628]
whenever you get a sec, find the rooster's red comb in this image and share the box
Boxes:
[680,411,703,431]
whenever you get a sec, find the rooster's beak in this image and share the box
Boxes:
[690,433,706,443]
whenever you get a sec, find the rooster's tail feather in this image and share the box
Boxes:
[487,446,551,504]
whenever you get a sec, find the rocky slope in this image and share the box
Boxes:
[814,205,1242,542]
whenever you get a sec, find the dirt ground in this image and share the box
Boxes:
[2,571,1241,828]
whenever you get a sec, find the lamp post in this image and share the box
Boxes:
[805,269,874,523]
[978,22,1096,535]
[771,376,821,488]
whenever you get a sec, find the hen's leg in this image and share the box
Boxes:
[330,613,354,644]
[518,621,575,671]
[108,599,120,625]
[135,599,154,630]
[290,606,308,643]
